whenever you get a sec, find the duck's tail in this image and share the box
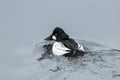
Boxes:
[63,49,85,58]
[74,49,84,57]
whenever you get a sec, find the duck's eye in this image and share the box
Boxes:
[55,33,58,36]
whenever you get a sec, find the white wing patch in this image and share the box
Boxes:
[52,42,70,56]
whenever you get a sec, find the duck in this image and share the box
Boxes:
[44,27,85,58]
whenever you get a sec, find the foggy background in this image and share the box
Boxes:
[0,0,120,80]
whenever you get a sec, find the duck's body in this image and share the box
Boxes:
[45,27,85,57]
[52,38,84,57]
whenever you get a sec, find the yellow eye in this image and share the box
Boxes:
[55,33,57,36]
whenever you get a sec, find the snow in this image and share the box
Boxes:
[0,0,120,80]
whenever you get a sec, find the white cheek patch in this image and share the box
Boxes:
[52,35,56,40]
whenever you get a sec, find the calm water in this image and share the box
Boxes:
[0,0,120,80]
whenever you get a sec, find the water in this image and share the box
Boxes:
[0,0,120,80]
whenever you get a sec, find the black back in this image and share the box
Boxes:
[61,38,79,50]
[62,38,84,57]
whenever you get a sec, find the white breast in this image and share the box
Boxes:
[52,42,70,56]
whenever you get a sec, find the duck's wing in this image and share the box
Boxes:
[62,38,85,51]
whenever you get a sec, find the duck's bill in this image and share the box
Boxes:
[44,35,52,40]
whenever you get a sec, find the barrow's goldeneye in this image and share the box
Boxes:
[44,27,85,58]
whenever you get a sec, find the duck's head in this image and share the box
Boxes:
[45,27,69,41]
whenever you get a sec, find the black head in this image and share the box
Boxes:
[45,27,69,41]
